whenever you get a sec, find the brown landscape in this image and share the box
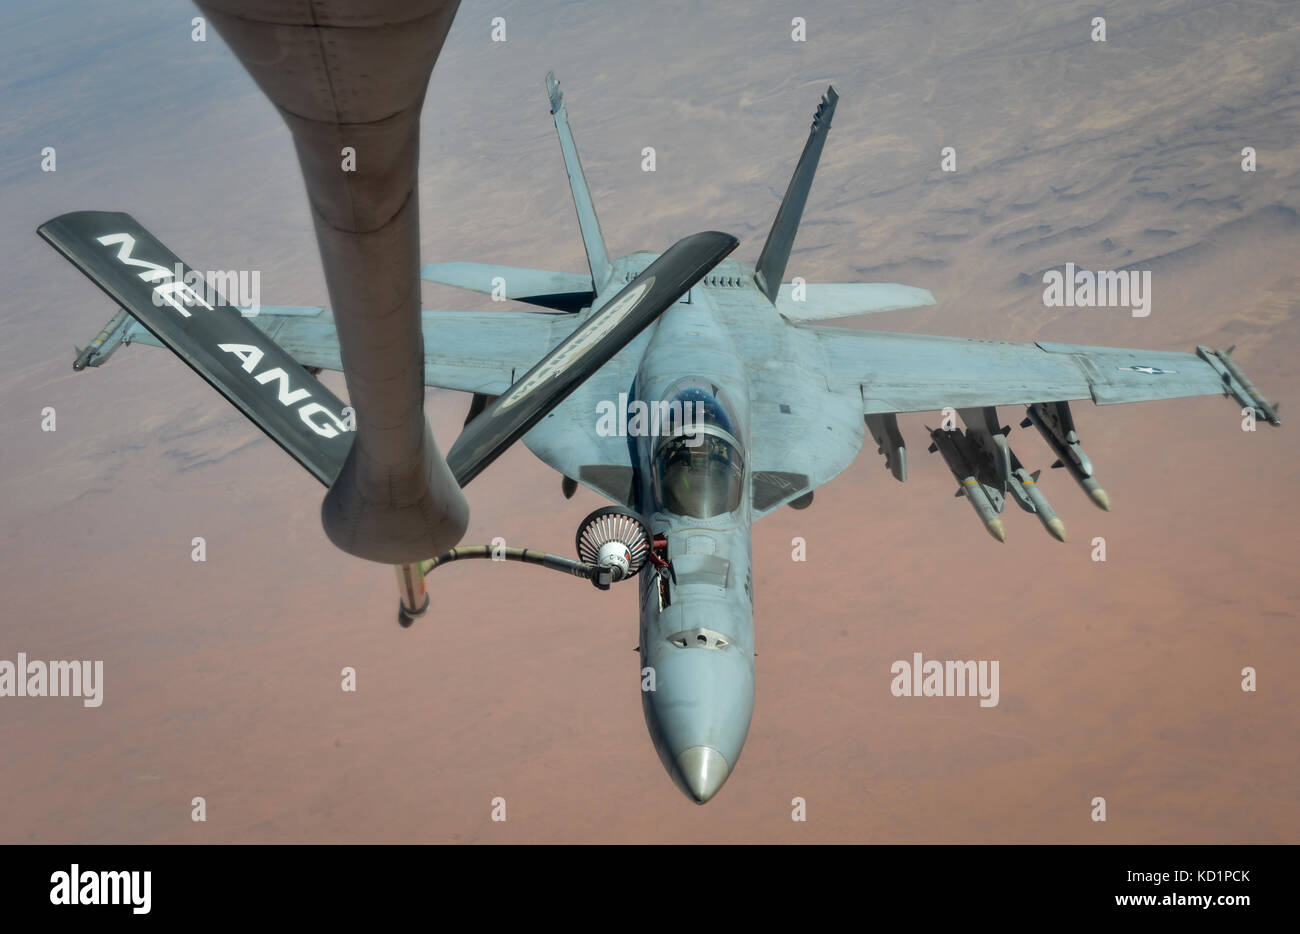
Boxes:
[0,0,1297,842]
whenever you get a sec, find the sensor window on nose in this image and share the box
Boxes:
[667,628,730,650]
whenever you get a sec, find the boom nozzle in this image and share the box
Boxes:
[396,562,431,628]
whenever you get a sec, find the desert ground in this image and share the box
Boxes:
[0,0,1296,842]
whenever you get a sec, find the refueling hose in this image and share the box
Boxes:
[420,545,614,588]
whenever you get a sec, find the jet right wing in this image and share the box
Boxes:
[246,307,579,397]
[65,297,641,508]
[39,211,355,487]
[251,305,645,503]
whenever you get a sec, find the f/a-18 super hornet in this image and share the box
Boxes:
[40,72,1278,804]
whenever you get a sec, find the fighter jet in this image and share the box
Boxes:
[40,76,1279,804]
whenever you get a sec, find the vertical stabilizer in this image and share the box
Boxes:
[547,72,613,291]
[753,86,838,303]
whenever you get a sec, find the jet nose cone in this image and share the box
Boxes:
[675,745,731,804]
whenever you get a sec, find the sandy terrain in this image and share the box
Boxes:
[0,0,1296,842]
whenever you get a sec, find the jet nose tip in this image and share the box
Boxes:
[675,745,731,804]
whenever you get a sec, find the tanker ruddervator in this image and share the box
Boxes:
[41,76,1279,804]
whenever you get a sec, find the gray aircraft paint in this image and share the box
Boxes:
[51,75,1280,804]
[305,78,1282,800]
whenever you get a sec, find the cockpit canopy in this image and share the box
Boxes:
[650,380,745,519]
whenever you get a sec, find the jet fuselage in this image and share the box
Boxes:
[630,280,756,803]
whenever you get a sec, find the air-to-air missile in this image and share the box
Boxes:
[928,427,1007,542]
[1196,345,1282,426]
[72,308,129,371]
[1021,401,1110,511]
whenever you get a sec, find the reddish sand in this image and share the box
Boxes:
[0,0,1296,842]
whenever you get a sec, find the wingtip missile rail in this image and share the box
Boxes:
[72,308,131,371]
[1196,345,1281,427]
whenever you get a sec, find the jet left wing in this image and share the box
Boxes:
[809,326,1279,422]
[789,324,1278,539]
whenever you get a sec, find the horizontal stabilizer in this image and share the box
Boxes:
[38,211,353,486]
[777,282,935,321]
[422,262,594,312]
[447,230,739,486]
